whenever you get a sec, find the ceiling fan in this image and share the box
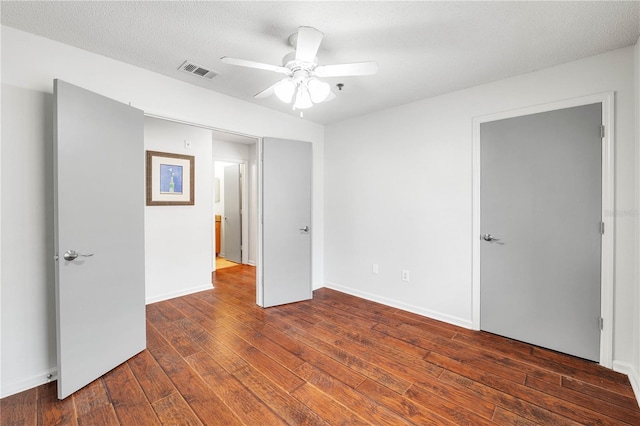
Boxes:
[221,26,378,112]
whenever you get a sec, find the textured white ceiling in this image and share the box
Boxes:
[2,1,639,125]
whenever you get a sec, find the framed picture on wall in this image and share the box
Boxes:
[146,150,195,206]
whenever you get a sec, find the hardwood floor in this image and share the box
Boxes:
[3,264,639,425]
[215,256,240,270]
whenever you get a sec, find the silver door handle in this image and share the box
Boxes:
[300,226,310,233]
[481,234,500,242]
[63,250,94,261]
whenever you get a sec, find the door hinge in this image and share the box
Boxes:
[600,125,605,139]
[599,317,604,330]
[600,221,605,235]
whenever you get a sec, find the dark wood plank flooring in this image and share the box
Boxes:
[3,265,639,425]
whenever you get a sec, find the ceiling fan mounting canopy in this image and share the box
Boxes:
[220,26,378,110]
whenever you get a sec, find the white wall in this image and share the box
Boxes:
[248,144,258,265]
[214,161,234,257]
[1,85,57,394]
[213,162,226,256]
[144,117,214,303]
[214,162,226,218]
[0,26,324,397]
[324,46,639,376]
[212,140,251,161]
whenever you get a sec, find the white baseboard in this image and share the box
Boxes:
[2,285,213,398]
[145,283,213,305]
[612,360,640,406]
[1,367,57,399]
[1,285,212,398]
[247,260,256,266]
[323,281,472,329]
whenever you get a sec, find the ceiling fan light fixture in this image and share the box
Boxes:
[294,85,313,110]
[307,78,330,103]
[224,26,377,115]
[274,78,295,103]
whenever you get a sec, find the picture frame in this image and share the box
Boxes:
[146,150,195,206]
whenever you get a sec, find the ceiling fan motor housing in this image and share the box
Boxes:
[282,52,317,74]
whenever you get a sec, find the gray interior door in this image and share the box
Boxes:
[223,164,242,263]
[480,103,602,362]
[262,138,312,307]
[54,80,146,398]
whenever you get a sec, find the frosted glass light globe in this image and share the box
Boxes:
[274,79,295,103]
[307,78,330,103]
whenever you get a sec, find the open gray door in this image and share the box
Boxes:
[54,80,146,398]
[262,138,312,307]
[223,164,242,263]
[480,103,602,361]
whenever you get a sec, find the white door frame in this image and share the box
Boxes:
[471,92,615,368]
[257,137,264,306]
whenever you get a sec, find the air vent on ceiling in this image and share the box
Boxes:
[178,61,218,80]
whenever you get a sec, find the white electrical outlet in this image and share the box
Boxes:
[372,263,379,274]
[184,140,192,150]
[401,269,410,282]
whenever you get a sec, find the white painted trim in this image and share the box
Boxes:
[0,367,57,399]
[241,161,249,266]
[0,76,2,401]
[612,360,640,405]
[471,92,615,368]
[600,92,615,369]
[256,137,264,307]
[637,70,640,421]
[144,113,259,141]
[324,281,472,329]
[145,284,213,305]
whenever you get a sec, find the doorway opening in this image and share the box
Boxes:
[143,116,312,309]
[144,114,259,296]
[214,160,245,270]
[210,128,259,281]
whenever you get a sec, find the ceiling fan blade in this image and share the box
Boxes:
[295,26,324,62]
[254,81,279,99]
[314,61,379,77]
[321,91,336,103]
[220,57,290,74]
